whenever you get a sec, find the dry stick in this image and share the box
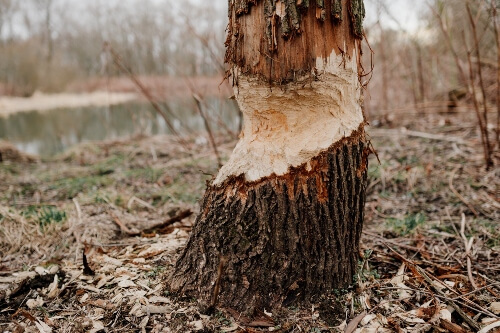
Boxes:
[195,96,238,140]
[184,19,225,75]
[492,0,500,146]
[452,281,500,300]
[427,2,468,86]
[105,44,189,150]
[181,73,238,140]
[413,266,498,321]
[466,3,493,168]
[193,94,222,168]
[141,209,193,234]
[71,198,83,261]
[465,47,491,168]
[384,244,482,331]
[459,213,479,290]
[110,211,140,236]
[378,286,496,320]
[449,167,479,217]
[210,256,228,309]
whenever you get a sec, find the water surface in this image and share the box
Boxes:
[0,98,240,157]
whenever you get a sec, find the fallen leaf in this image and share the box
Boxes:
[88,299,114,310]
[221,322,239,332]
[89,320,105,333]
[345,311,367,333]
[35,267,49,276]
[478,320,500,333]
[440,309,452,322]
[140,316,149,332]
[26,297,44,309]
[395,311,426,324]
[118,279,136,288]
[79,293,89,303]
[192,320,204,331]
[439,319,468,333]
[148,296,170,304]
[34,320,52,333]
[47,275,59,299]
[146,305,172,314]
[361,314,377,326]
[490,302,500,315]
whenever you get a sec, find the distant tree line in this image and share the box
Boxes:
[0,0,226,96]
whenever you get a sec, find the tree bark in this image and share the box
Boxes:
[171,130,368,312]
[170,0,367,314]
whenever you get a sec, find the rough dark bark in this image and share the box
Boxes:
[170,129,368,313]
[225,0,364,83]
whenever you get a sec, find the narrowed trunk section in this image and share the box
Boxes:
[170,129,368,312]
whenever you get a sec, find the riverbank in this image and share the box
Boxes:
[0,91,138,117]
[0,75,233,117]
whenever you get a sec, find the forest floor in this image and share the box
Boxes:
[0,109,499,332]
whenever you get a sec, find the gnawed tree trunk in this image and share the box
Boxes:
[170,0,368,313]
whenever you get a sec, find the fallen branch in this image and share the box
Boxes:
[110,211,141,236]
[141,209,193,234]
[369,128,467,144]
[439,318,469,333]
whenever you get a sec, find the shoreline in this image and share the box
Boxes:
[0,91,138,117]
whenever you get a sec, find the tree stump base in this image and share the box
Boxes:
[170,130,368,313]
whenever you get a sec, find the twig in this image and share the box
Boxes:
[466,3,493,169]
[109,211,140,236]
[71,198,83,262]
[210,256,228,309]
[452,281,500,300]
[463,29,492,169]
[127,196,156,211]
[363,231,446,256]
[426,1,467,85]
[383,243,483,331]
[369,128,467,144]
[104,42,190,151]
[193,94,222,168]
[440,318,469,333]
[491,0,500,146]
[459,213,479,290]
[141,209,193,234]
[448,167,479,217]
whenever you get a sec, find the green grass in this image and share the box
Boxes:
[22,205,67,231]
[0,163,19,175]
[386,213,426,236]
[125,167,164,183]
[49,175,113,199]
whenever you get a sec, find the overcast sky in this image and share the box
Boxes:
[4,0,426,40]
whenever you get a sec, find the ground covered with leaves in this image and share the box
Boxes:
[0,110,499,332]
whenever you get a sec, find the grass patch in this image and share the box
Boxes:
[386,213,426,236]
[22,205,67,231]
[126,167,163,183]
[49,175,113,199]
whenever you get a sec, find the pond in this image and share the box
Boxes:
[0,97,240,157]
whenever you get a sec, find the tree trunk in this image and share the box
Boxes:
[170,0,368,314]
